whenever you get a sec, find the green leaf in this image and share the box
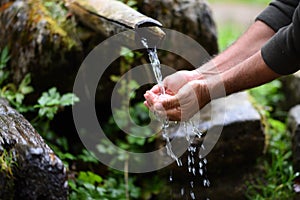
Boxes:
[15,93,24,104]
[120,47,133,57]
[110,75,120,82]
[60,93,79,106]
[127,135,146,146]
[0,46,10,69]
[0,71,9,86]
[19,74,32,89]
[78,149,99,163]
[78,171,103,185]
[57,152,76,160]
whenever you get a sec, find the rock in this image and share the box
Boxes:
[280,71,300,111]
[137,0,218,56]
[288,105,300,173]
[159,92,264,199]
[0,99,67,200]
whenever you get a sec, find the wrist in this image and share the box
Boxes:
[192,80,211,109]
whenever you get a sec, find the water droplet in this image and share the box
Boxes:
[190,191,196,200]
[199,168,203,176]
[181,187,185,196]
[192,167,196,176]
[190,181,194,188]
[188,155,191,165]
[199,161,203,168]
[203,179,210,187]
[203,158,207,164]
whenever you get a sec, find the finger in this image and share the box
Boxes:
[144,91,159,107]
[149,85,162,94]
[144,101,150,109]
[155,107,182,121]
[155,95,180,111]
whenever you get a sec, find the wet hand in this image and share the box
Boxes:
[144,80,210,121]
[149,70,199,96]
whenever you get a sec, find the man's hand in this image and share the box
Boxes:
[149,70,199,96]
[144,80,210,121]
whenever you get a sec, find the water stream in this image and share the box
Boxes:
[142,37,210,199]
[141,38,182,167]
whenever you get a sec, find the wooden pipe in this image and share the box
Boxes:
[65,0,165,46]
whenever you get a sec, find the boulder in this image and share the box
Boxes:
[280,71,300,111]
[0,99,67,200]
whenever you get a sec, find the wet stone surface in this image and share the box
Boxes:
[0,99,67,200]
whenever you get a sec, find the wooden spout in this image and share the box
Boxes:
[65,0,165,44]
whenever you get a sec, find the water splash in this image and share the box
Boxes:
[142,37,210,199]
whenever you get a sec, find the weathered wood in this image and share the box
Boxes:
[65,0,165,46]
[0,99,67,200]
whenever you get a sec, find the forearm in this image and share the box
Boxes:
[218,50,281,96]
[192,20,275,79]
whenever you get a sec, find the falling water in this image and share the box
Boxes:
[141,37,182,167]
[142,37,210,199]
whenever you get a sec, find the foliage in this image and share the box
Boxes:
[69,171,141,200]
[245,117,297,199]
[0,46,79,121]
[249,80,286,119]
[217,23,244,51]
[0,46,10,86]
[246,82,297,199]
[1,74,34,112]
[34,87,79,120]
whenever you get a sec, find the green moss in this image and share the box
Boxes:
[0,149,16,177]
[28,0,80,51]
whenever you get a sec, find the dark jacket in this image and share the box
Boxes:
[256,0,300,74]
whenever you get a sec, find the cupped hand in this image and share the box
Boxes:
[149,70,200,96]
[144,80,210,121]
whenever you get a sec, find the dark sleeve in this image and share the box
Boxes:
[256,0,299,32]
[261,2,300,75]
